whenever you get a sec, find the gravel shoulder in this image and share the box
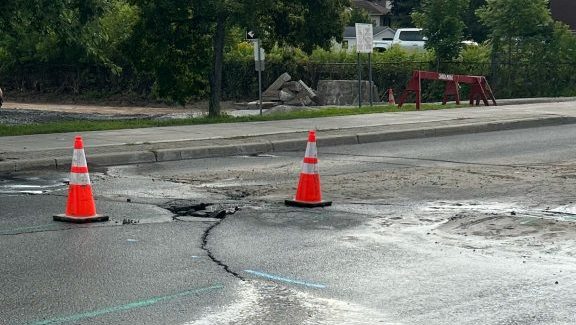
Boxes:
[0,100,243,125]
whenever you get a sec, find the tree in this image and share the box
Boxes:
[477,0,554,73]
[463,0,487,42]
[128,0,350,115]
[477,0,552,46]
[126,0,213,104]
[476,0,571,97]
[412,0,469,62]
[346,8,373,26]
[390,0,421,27]
[0,0,134,73]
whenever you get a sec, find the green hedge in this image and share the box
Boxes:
[2,45,576,104]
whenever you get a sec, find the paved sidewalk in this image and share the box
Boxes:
[1,99,575,173]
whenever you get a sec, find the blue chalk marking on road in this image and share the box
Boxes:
[30,284,224,325]
[244,269,327,289]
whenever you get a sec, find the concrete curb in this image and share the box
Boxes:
[2,115,576,173]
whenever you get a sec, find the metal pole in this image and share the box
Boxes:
[368,53,373,106]
[257,39,263,116]
[357,53,362,108]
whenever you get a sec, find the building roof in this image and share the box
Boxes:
[343,26,396,39]
[551,0,576,31]
[351,0,390,15]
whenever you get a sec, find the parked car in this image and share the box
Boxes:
[373,39,393,52]
[461,40,479,47]
[391,28,427,52]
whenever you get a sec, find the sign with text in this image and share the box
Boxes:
[355,23,373,54]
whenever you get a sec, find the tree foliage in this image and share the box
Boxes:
[346,8,373,26]
[477,0,576,97]
[0,0,137,76]
[390,0,421,27]
[477,0,553,44]
[346,8,373,27]
[126,0,212,104]
[463,0,487,42]
[476,0,554,66]
[413,0,469,61]
[1,0,575,107]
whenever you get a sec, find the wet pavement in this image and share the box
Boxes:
[3,125,576,324]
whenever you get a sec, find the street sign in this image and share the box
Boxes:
[355,23,373,54]
[246,30,257,40]
[253,46,265,61]
[255,60,265,72]
[254,45,265,71]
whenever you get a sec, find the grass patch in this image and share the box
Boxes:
[0,103,467,137]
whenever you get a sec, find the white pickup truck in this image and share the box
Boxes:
[391,28,427,51]
[374,28,478,53]
[372,28,426,52]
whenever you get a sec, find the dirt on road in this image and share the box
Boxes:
[161,157,576,259]
[0,100,243,125]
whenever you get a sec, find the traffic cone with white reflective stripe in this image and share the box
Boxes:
[54,136,109,223]
[285,130,332,208]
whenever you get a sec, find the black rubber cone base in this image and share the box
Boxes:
[285,199,332,208]
[53,214,109,223]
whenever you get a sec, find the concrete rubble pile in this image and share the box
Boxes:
[259,73,319,107]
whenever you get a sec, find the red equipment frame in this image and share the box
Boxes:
[398,70,497,110]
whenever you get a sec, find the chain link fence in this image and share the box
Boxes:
[2,60,576,103]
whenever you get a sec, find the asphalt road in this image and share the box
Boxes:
[2,124,576,324]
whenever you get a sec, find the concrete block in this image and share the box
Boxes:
[298,80,317,99]
[284,81,303,92]
[263,72,291,97]
[279,89,296,102]
[317,80,378,106]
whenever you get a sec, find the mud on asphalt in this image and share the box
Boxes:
[155,159,576,259]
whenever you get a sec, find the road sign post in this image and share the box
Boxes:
[257,39,263,115]
[355,23,374,108]
[247,31,265,115]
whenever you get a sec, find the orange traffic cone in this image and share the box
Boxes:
[54,136,109,223]
[285,130,332,208]
[388,88,395,105]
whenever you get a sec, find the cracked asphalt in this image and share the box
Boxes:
[2,123,576,324]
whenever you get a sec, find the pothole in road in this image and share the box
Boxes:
[159,199,240,221]
[158,199,245,279]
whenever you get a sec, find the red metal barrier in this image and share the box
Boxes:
[398,70,497,110]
